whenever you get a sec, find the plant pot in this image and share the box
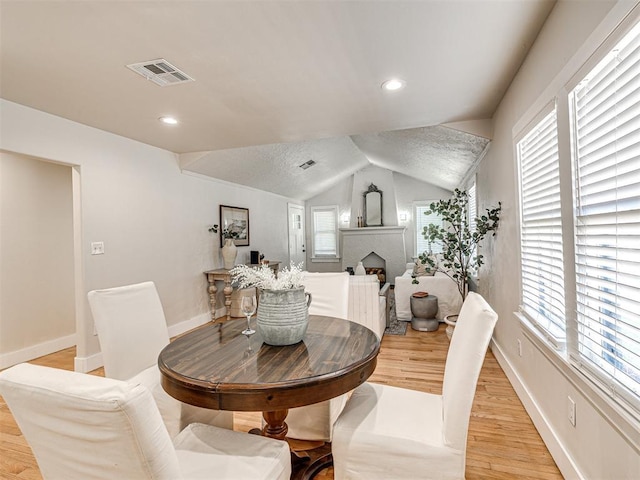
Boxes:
[256,287,312,346]
[444,314,459,341]
[221,239,237,269]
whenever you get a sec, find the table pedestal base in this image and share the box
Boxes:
[299,452,333,480]
[248,410,333,479]
[263,410,288,439]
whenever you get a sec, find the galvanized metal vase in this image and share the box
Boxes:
[256,287,312,346]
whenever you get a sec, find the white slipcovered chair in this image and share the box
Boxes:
[347,274,388,338]
[394,263,463,321]
[332,292,499,479]
[88,281,233,438]
[0,363,291,480]
[283,271,350,441]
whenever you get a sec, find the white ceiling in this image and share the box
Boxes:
[0,0,555,199]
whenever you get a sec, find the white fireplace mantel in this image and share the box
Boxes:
[340,226,407,283]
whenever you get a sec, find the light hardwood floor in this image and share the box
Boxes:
[0,322,562,480]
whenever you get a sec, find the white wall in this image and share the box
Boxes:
[393,172,452,259]
[304,174,353,273]
[1,99,296,371]
[0,152,75,364]
[305,164,452,273]
[478,1,640,478]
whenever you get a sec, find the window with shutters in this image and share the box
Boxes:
[414,201,443,257]
[517,107,566,345]
[515,17,640,416]
[311,205,339,260]
[467,179,478,275]
[468,180,477,237]
[568,19,640,413]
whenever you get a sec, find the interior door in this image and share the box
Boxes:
[288,203,306,269]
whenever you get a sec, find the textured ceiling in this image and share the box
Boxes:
[182,125,489,199]
[352,126,491,192]
[0,1,555,199]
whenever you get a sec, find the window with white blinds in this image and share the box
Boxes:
[415,202,442,257]
[517,107,567,344]
[311,206,338,258]
[468,181,477,235]
[569,20,640,410]
[467,181,478,274]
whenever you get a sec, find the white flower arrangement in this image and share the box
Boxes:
[230,263,305,290]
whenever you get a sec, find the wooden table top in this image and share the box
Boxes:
[159,316,380,412]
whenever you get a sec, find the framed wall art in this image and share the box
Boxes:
[219,205,249,247]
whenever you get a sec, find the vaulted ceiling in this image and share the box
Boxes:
[0,1,555,199]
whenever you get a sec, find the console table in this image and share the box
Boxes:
[204,261,281,322]
[204,268,233,322]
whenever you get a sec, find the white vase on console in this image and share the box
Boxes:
[355,261,366,276]
[221,239,237,269]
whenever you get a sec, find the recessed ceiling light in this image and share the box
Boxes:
[159,116,178,125]
[381,79,406,91]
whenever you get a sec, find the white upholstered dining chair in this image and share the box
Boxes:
[332,292,499,479]
[0,363,291,480]
[283,271,351,442]
[88,281,233,438]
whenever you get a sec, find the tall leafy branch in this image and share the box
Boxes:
[420,189,501,301]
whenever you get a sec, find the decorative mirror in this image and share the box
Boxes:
[363,183,383,227]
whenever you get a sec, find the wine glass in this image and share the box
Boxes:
[241,294,257,336]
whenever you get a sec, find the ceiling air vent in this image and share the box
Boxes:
[299,160,316,170]
[126,59,194,87]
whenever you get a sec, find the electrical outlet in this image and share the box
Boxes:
[517,339,522,357]
[91,241,104,255]
[568,396,576,426]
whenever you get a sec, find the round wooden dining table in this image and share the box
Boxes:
[158,315,380,478]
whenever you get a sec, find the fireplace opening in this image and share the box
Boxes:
[365,267,386,286]
[362,251,386,287]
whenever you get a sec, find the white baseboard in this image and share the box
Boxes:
[0,333,77,370]
[490,339,584,480]
[167,312,212,338]
[74,312,214,373]
[74,351,103,373]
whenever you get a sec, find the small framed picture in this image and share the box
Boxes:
[219,205,250,247]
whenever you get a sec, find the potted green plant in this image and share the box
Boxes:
[419,189,501,337]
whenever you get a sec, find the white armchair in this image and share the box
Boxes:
[88,281,233,438]
[332,292,498,479]
[347,274,389,338]
[0,363,290,480]
[394,263,463,321]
